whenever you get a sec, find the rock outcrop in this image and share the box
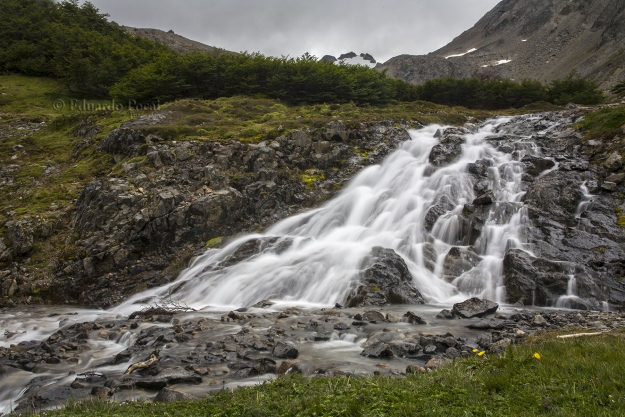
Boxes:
[346,247,425,307]
[34,120,416,307]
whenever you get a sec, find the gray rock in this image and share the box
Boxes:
[153,387,195,403]
[443,247,482,282]
[272,342,299,359]
[99,128,145,155]
[346,247,425,307]
[452,297,498,319]
[360,342,394,359]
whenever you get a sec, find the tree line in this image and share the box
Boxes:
[0,0,608,109]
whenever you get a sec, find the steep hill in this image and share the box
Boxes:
[121,26,236,55]
[379,0,625,89]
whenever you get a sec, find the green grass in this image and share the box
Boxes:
[36,331,625,417]
[575,105,625,139]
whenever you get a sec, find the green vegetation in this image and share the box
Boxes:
[575,105,625,139]
[417,74,605,110]
[610,80,625,98]
[0,1,607,110]
[37,331,625,417]
[301,169,325,188]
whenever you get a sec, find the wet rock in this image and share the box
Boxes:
[403,311,426,325]
[272,342,299,359]
[154,387,195,402]
[473,192,494,206]
[362,310,385,323]
[521,155,555,176]
[134,367,202,390]
[424,196,455,231]
[429,134,464,167]
[452,297,498,319]
[362,331,405,348]
[436,309,455,319]
[523,170,584,225]
[360,342,394,359]
[346,247,424,307]
[443,247,482,282]
[502,249,604,307]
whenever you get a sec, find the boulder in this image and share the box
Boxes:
[153,387,195,403]
[272,342,299,359]
[442,247,482,282]
[345,247,424,307]
[360,342,394,359]
[452,297,498,318]
[429,134,464,167]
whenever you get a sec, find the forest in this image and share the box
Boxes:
[0,0,608,109]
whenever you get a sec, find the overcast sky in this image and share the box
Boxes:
[86,0,501,63]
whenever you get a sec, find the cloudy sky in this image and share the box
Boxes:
[87,0,501,63]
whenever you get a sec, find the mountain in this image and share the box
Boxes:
[121,26,236,55]
[378,0,625,89]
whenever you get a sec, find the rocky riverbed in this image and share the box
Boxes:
[0,299,625,412]
[2,299,624,414]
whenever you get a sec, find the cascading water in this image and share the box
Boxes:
[0,113,590,415]
[113,116,538,314]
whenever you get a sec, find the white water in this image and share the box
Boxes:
[555,275,580,308]
[110,117,537,314]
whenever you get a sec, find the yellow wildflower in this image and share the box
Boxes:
[472,349,478,353]
[478,351,486,357]
[533,352,541,360]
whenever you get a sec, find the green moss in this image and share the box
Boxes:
[356,149,370,158]
[302,169,325,188]
[204,236,224,249]
[617,215,625,226]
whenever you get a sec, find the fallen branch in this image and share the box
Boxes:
[124,349,160,375]
[557,332,606,339]
[129,297,195,320]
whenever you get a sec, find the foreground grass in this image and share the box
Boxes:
[38,331,625,417]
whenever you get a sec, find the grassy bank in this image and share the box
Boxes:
[36,330,625,417]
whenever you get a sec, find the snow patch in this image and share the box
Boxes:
[445,48,477,59]
[481,59,512,68]
[522,39,527,42]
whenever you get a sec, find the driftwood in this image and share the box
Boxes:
[557,332,606,339]
[124,349,160,375]
[128,297,195,320]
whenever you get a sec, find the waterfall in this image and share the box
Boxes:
[113,116,538,314]
[555,275,580,309]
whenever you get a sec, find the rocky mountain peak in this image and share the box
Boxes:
[378,0,625,89]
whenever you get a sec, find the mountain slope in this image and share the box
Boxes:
[379,0,625,89]
[121,26,236,55]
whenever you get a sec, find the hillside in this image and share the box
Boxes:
[379,0,625,89]
[121,26,236,55]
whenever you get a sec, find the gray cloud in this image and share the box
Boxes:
[88,0,500,63]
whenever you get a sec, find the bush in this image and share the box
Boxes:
[548,73,605,105]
